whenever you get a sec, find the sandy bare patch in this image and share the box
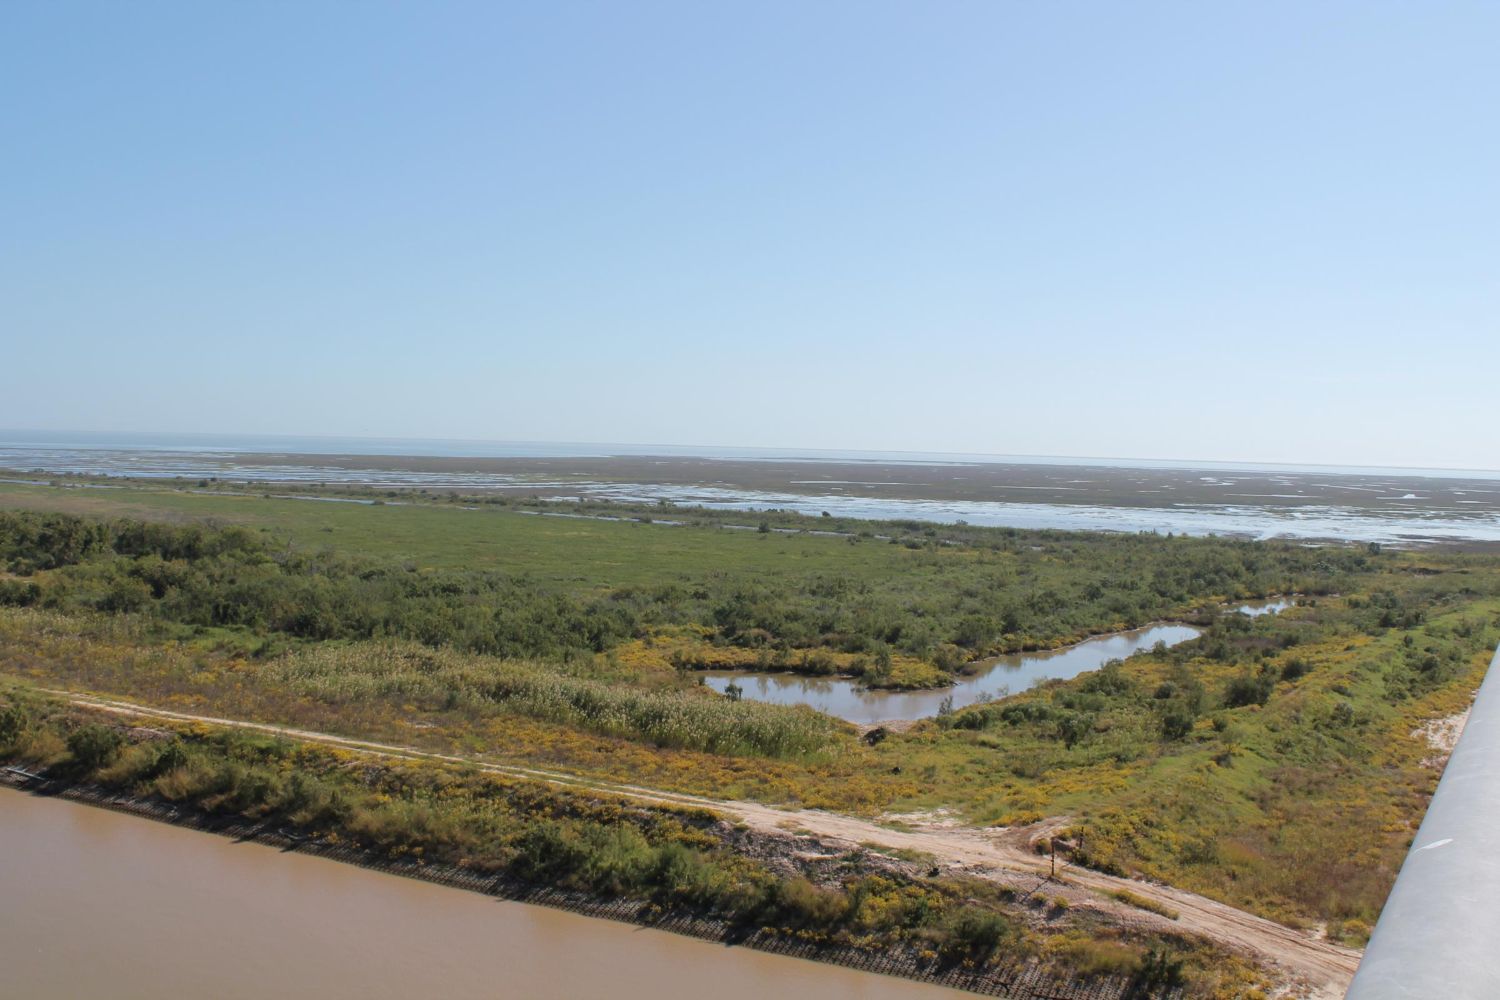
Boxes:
[1412,707,1471,768]
[853,718,920,737]
[879,807,966,830]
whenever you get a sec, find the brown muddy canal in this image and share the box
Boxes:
[0,789,961,1000]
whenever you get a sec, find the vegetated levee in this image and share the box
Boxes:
[3,483,1500,996]
[0,695,1194,1000]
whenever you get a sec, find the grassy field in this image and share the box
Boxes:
[0,478,1347,594]
[2,477,1497,993]
[0,480,904,580]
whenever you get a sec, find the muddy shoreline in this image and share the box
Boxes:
[0,773,1153,1000]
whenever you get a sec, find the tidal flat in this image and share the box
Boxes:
[4,437,1497,544]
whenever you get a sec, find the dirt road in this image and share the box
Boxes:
[51,690,1360,998]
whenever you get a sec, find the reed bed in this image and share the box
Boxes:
[273,641,842,758]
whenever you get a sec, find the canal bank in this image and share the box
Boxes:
[0,780,1144,1000]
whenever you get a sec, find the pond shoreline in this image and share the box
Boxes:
[0,774,1142,1000]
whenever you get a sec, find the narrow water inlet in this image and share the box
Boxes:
[701,600,1289,725]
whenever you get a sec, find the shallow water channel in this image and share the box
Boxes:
[0,788,963,1000]
[702,601,1288,725]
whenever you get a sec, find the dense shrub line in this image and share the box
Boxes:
[0,512,635,658]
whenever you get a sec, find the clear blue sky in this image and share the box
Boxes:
[4,2,1497,469]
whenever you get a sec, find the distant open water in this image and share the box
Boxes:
[5,429,1498,477]
[3,431,1500,545]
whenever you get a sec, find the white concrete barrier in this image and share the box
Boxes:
[1345,644,1500,999]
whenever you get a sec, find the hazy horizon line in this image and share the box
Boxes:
[3,425,1499,478]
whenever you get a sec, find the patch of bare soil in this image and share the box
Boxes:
[1412,707,1472,769]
